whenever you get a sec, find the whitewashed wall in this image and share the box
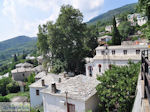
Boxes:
[85,94,99,112]
[42,93,86,112]
[30,87,43,107]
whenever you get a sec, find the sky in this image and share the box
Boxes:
[0,0,138,42]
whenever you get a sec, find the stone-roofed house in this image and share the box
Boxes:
[16,62,33,68]
[41,75,99,112]
[29,73,65,107]
[35,71,46,81]
[86,45,148,77]
[11,62,34,81]
[11,68,34,81]
[33,65,44,74]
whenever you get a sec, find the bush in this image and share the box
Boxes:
[0,95,10,102]
[96,62,140,112]
[6,81,20,93]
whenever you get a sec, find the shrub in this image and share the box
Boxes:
[96,62,140,111]
[6,81,20,93]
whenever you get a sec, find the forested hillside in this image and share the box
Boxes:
[88,3,137,24]
[0,36,37,65]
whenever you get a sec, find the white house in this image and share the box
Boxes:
[105,25,113,32]
[29,74,65,107]
[41,75,99,112]
[137,16,148,26]
[85,45,148,78]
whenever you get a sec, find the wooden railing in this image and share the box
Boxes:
[141,50,150,105]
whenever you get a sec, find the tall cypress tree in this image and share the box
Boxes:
[112,17,122,45]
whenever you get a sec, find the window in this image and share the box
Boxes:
[136,50,140,54]
[109,64,112,69]
[22,74,25,77]
[123,50,127,55]
[98,64,101,73]
[101,51,105,55]
[112,50,115,55]
[88,66,92,77]
[36,90,39,96]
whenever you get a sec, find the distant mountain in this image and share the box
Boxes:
[0,36,37,63]
[88,3,137,24]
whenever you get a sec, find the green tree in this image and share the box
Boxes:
[6,81,20,93]
[13,54,18,62]
[0,77,11,96]
[118,21,135,40]
[111,17,122,45]
[96,62,140,112]
[139,0,150,23]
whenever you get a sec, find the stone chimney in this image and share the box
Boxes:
[42,79,45,86]
[58,78,61,83]
[51,83,57,93]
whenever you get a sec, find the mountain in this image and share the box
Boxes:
[0,36,37,64]
[88,3,137,24]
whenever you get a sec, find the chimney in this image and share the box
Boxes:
[58,78,61,83]
[42,79,45,86]
[51,83,57,93]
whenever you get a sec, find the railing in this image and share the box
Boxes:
[141,50,150,105]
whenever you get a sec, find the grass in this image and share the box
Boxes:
[5,91,30,100]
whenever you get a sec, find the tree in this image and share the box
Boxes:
[111,17,122,45]
[84,25,99,57]
[6,81,20,93]
[96,62,140,111]
[139,0,150,23]
[13,54,18,62]
[38,5,88,74]
[118,21,135,40]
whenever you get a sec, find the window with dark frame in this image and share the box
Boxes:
[36,90,39,95]
[101,51,105,55]
[67,103,75,112]
[123,50,127,55]
[112,50,115,55]
[136,50,140,54]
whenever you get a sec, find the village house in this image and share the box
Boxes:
[33,65,44,74]
[35,71,46,81]
[127,13,148,26]
[105,25,113,32]
[41,75,99,112]
[85,45,148,77]
[11,67,34,81]
[11,62,34,81]
[29,73,66,107]
[98,35,112,45]
[16,62,34,68]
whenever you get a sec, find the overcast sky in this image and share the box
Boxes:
[0,0,138,41]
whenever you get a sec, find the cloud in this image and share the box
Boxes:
[2,0,104,39]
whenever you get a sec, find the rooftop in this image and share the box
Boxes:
[11,68,34,73]
[35,71,46,79]
[30,73,65,88]
[16,62,33,68]
[41,75,99,101]
[96,45,148,50]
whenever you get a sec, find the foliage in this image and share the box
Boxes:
[0,95,10,102]
[138,0,150,23]
[111,17,122,45]
[118,21,135,39]
[6,81,20,93]
[96,62,140,112]
[0,77,11,96]
[25,73,35,91]
[5,92,29,100]
[37,5,98,74]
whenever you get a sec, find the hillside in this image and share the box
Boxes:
[88,3,137,24]
[0,36,37,64]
